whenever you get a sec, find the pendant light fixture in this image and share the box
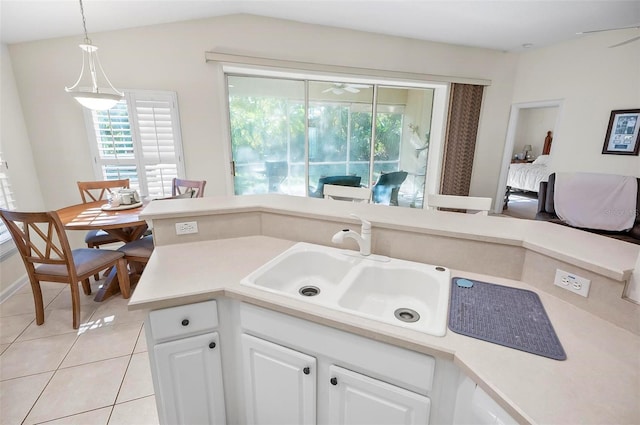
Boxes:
[65,0,123,110]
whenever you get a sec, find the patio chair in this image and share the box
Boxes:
[265,161,288,193]
[0,209,130,329]
[371,171,408,205]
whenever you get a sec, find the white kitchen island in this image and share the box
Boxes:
[129,194,640,425]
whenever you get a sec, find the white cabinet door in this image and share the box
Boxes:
[154,332,226,425]
[328,365,431,425]
[242,334,317,425]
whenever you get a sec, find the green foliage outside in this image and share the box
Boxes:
[229,96,403,195]
[95,102,133,157]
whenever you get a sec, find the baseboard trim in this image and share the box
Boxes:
[0,274,28,304]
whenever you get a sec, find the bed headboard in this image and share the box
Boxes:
[542,131,553,155]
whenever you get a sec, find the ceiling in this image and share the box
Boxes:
[1,1,639,51]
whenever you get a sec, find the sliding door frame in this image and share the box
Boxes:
[223,69,452,204]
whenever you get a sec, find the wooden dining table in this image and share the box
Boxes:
[57,200,149,301]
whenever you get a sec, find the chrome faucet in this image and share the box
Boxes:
[331,214,371,256]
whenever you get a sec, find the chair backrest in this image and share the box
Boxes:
[265,161,288,193]
[323,184,371,203]
[375,171,408,186]
[312,175,362,198]
[265,161,288,177]
[426,194,492,215]
[372,171,408,205]
[0,209,77,279]
[172,178,207,198]
[77,179,130,203]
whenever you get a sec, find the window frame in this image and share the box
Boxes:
[226,74,416,197]
[0,154,17,260]
[83,90,186,198]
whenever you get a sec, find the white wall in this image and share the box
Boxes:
[0,44,45,293]
[7,14,518,211]
[513,106,558,159]
[7,13,636,224]
[510,28,640,177]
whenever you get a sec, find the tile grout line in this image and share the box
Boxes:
[31,406,111,425]
[2,277,155,425]
[106,328,140,425]
[5,278,102,424]
[2,279,98,346]
[19,365,62,425]
[19,316,83,425]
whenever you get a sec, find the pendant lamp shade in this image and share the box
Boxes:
[65,1,123,110]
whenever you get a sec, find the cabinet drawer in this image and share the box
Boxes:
[149,300,219,342]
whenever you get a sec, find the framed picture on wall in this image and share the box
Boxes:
[602,109,640,155]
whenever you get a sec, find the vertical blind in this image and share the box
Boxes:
[86,91,184,198]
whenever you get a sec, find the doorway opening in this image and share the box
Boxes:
[496,100,563,218]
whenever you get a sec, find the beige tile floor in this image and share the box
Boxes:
[0,279,158,425]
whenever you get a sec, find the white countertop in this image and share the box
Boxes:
[129,235,640,425]
[140,194,640,281]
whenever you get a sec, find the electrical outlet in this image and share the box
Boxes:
[553,269,590,297]
[175,221,198,235]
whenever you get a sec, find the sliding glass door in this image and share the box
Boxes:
[376,86,433,208]
[307,81,374,193]
[228,76,305,195]
[227,75,435,208]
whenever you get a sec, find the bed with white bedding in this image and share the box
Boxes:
[507,160,551,192]
[504,155,552,208]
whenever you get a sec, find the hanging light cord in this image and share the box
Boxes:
[65,0,124,104]
[78,0,91,45]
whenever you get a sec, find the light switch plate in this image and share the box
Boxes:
[554,269,590,297]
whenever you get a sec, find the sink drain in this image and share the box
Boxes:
[394,308,420,323]
[299,286,320,297]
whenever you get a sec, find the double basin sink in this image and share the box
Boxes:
[241,242,451,336]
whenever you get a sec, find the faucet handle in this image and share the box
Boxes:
[350,213,371,232]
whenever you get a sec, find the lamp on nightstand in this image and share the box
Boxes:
[523,144,533,160]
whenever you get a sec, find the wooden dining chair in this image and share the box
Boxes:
[0,209,130,329]
[77,179,130,248]
[77,179,131,280]
[117,235,154,282]
[172,178,206,198]
[77,179,130,203]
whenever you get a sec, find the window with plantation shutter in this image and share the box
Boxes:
[84,90,185,198]
[0,153,17,258]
